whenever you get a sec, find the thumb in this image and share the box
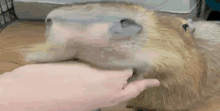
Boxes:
[122,79,160,97]
[111,79,160,104]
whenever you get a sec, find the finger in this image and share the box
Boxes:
[104,69,133,79]
[130,79,160,92]
[120,69,134,78]
[113,79,160,102]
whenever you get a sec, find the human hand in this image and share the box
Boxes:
[0,62,159,111]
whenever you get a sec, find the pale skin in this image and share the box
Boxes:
[0,63,160,111]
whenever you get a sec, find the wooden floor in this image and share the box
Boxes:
[0,20,46,74]
[0,20,46,49]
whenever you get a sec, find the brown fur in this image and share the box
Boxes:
[126,11,206,111]
[0,3,219,111]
